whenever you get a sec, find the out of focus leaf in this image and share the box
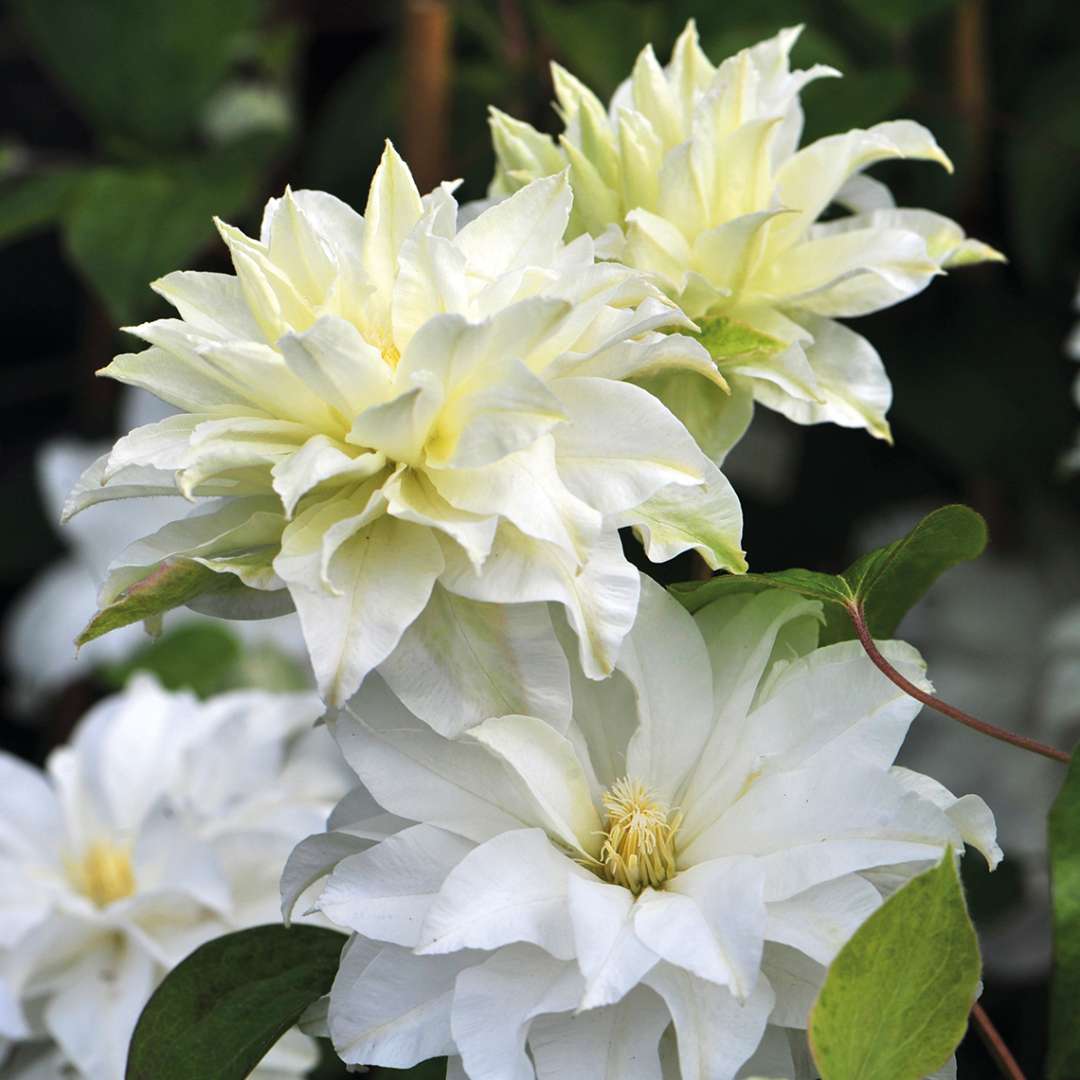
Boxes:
[0,169,83,247]
[62,142,275,323]
[839,0,956,34]
[12,0,261,146]
[126,925,345,1080]
[1049,747,1080,1079]
[673,505,987,643]
[97,623,241,697]
[809,850,979,1080]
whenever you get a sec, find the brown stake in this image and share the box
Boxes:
[403,0,454,191]
[849,604,1071,765]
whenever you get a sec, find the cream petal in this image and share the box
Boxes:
[379,586,573,738]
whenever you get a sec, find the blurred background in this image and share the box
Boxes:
[0,0,1078,1075]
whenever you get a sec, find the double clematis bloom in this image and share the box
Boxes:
[489,21,1004,453]
[67,142,745,707]
[286,579,1000,1079]
[0,676,351,1079]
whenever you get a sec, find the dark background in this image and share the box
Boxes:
[1,1,1078,1075]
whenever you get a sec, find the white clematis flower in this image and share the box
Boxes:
[0,675,351,1080]
[286,578,1000,1079]
[489,21,1004,452]
[66,141,745,708]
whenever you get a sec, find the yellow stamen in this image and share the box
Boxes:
[599,777,682,894]
[381,342,401,368]
[69,841,135,908]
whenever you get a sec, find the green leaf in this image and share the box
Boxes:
[97,623,242,697]
[835,504,988,640]
[126,925,346,1080]
[1050,747,1080,1079]
[13,0,261,147]
[63,145,275,323]
[809,850,980,1080]
[672,505,987,643]
[0,169,84,247]
[76,560,239,647]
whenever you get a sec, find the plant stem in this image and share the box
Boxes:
[971,1002,1027,1080]
[848,605,1071,765]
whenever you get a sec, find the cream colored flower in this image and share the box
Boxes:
[489,22,1004,454]
[66,143,744,708]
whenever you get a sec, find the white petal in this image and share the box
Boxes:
[419,829,584,958]
[320,824,473,945]
[271,435,386,518]
[281,830,377,922]
[44,938,156,1080]
[529,986,669,1080]
[680,590,823,841]
[392,225,469,351]
[666,856,767,999]
[334,675,556,843]
[451,945,583,1080]
[761,942,824,1029]
[765,873,882,970]
[645,963,774,1080]
[0,754,63,864]
[889,766,1002,870]
[467,715,602,855]
[567,874,659,1009]
[620,576,714,803]
[438,521,640,681]
[379,587,573,737]
[328,937,476,1067]
[682,759,960,900]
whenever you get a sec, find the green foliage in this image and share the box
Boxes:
[97,623,240,697]
[126,925,346,1080]
[672,505,988,643]
[63,146,274,323]
[1049,748,1080,1079]
[0,169,84,247]
[12,0,261,147]
[809,850,980,1080]
[76,561,238,647]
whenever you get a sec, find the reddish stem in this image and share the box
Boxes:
[848,605,1071,765]
[971,1002,1027,1080]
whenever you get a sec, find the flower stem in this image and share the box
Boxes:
[971,1001,1027,1080]
[848,604,1071,765]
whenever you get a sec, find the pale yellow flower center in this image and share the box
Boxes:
[599,777,682,894]
[381,342,401,368]
[69,841,136,908]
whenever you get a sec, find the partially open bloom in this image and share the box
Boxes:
[286,579,1000,1079]
[0,676,350,1079]
[66,142,744,708]
[489,22,1003,452]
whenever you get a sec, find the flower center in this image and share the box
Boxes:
[381,342,401,368]
[70,841,136,908]
[599,777,682,894]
